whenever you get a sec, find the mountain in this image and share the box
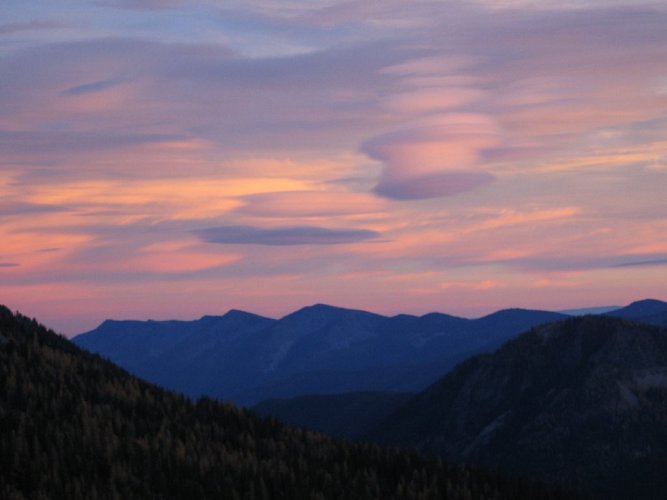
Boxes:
[74,310,277,402]
[73,304,565,405]
[367,315,667,500]
[0,305,575,500]
[607,298,667,327]
[253,391,415,439]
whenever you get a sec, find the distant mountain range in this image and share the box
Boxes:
[73,304,567,405]
[248,301,666,421]
[366,313,667,499]
[3,305,575,499]
[559,305,621,316]
[607,298,667,327]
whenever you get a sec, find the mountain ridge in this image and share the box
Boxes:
[74,303,566,405]
[607,298,667,327]
[366,315,667,500]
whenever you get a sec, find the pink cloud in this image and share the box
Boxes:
[197,224,380,246]
[382,87,484,114]
[237,190,385,217]
[364,114,499,199]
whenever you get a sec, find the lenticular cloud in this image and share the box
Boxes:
[363,114,499,200]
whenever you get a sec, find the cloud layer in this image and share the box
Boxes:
[1,0,666,334]
[197,225,380,246]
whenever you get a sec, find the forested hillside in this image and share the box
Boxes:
[253,391,415,439]
[368,315,667,500]
[0,305,574,500]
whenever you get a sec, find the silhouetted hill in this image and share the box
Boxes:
[367,316,667,500]
[608,298,667,327]
[253,391,414,439]
[0,305,576,500]
[73,304,565,405]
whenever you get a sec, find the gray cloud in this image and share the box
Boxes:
[615,258,667,268]
[98,0,187,10]
[197,225,380,246]
[0,21,66,35]
[163,40,407,90]
[374,171,495,200]
[0,36,408,159]
[63,78,125,96]
[0,130,185,156]
[479,253,667,273]
[0,263,19,268]
[0,202,68,216]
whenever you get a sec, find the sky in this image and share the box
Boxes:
[1,0,666,336]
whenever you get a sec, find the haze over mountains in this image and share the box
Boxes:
[74,304,567,405]
[558,305,621,316]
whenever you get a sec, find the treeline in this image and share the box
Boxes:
[0,306,576,499]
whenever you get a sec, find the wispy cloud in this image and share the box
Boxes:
[62,78,125,96]
[0,202,67,216]
[98,0,188,10]
[237,191,385,217]
[615,258,667,268]
[0,131,182,156]
[197,225,381,246]
[0,21,67,35]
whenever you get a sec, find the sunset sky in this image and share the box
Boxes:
[2,0,667,335]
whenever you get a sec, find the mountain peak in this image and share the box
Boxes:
[369,315,667,499]
[626,298,667,309]
[200,309,270,322]
[286,303,382,320]
[225,308,260,317]
[609,298,667,320]
[476,307,566,323]
[306,303,343,312]
[420,311,466,321]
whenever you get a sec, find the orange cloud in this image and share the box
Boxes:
[117,246,241,274]
[25,177,310,220]
[469,207,581,232]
